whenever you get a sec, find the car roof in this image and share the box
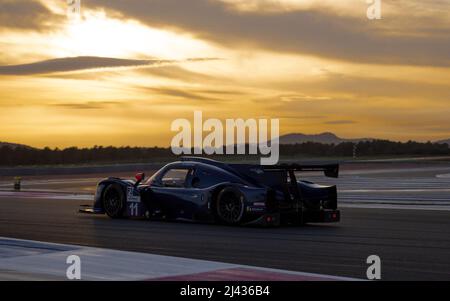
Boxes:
[168,159,233,174]
[178,157,261,186]
[179,156,244,175]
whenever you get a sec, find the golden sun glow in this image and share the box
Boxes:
[0,0,449,148]
[48,11,214,60]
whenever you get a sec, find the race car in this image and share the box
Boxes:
[80,157,340,226]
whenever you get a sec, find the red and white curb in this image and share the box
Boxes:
[0,237,358,281]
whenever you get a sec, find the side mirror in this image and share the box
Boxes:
[135,172,145,185]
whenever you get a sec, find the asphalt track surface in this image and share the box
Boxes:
[0,196,449,280]
[1,163,450,280]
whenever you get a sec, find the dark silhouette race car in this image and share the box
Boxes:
[80,157,340,226]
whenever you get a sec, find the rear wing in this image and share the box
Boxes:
[262,163,339,178]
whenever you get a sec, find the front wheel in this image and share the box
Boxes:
[102,184,126,218]
[215,187,245,225]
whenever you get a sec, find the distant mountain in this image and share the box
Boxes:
[278,132,374,145]
[436,139,450,146]
[0,142,34,149]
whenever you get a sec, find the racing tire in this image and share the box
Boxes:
[215,187,245,225]
[102,184,126,218]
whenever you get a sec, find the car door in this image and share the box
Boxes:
[150,165,203,219]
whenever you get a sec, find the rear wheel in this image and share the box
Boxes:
[102,184,125,218]
[215,187,245,225]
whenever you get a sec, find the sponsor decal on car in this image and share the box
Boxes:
[126,186,141,203]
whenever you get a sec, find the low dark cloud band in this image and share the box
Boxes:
[0,56,214,75]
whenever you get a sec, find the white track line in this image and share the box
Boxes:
[339,203,450,211]
[1,191,450,210]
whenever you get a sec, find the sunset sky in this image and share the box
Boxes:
[0,0,449,148]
